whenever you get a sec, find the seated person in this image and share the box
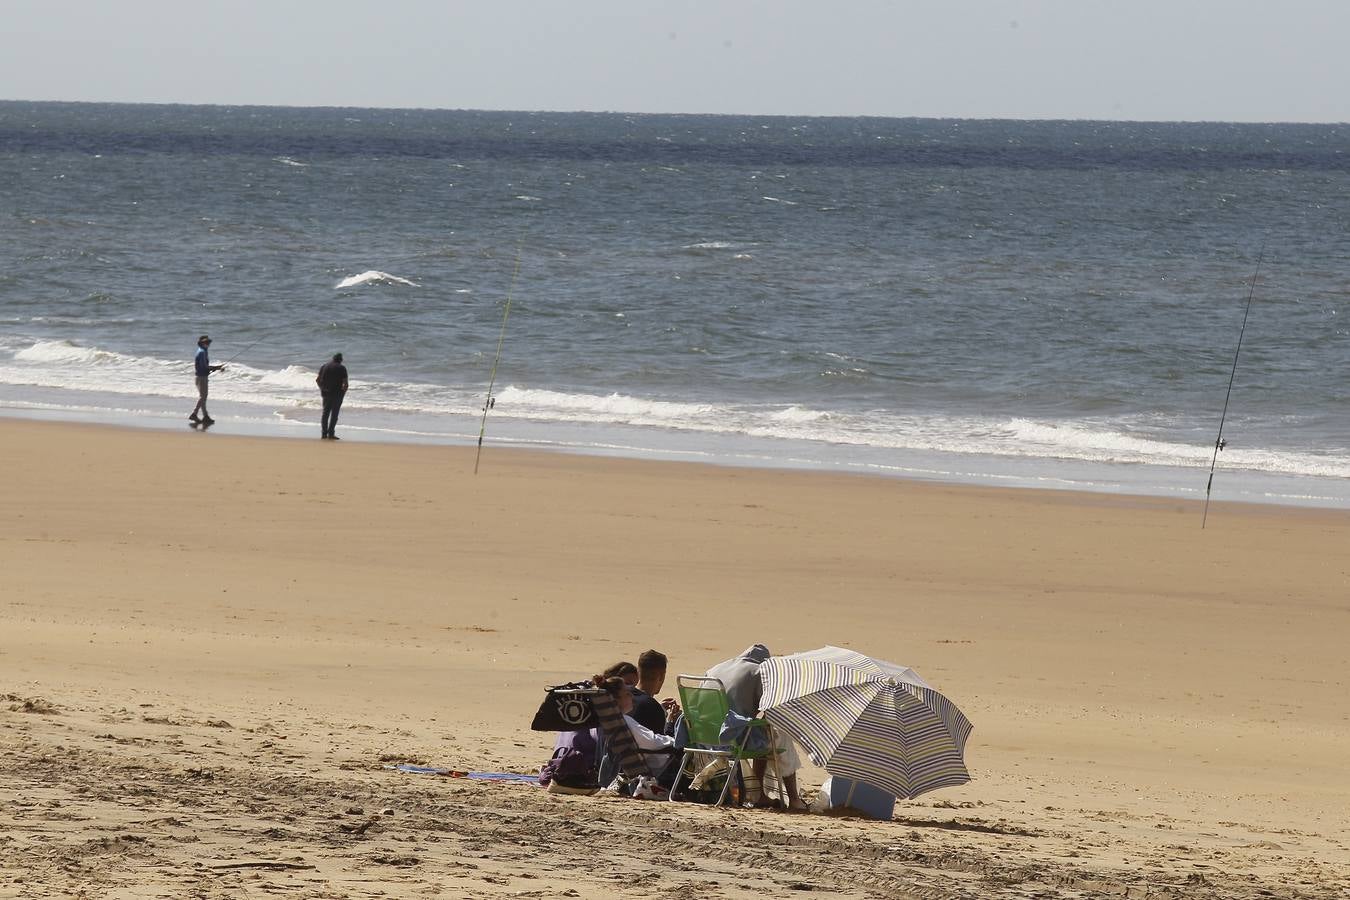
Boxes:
[592,673,679,784]
[602,660,639,687]
[707,644,806,809]
[595,661,641,786]
[629,649,680,735]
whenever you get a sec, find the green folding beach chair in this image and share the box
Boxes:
[670,675,785,808]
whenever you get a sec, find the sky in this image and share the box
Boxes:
[5,0,1349,123]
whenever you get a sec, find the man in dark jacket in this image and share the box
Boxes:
[316,352,349,440]
[630,649,680,735]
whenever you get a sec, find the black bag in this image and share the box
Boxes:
[530,681,600,731]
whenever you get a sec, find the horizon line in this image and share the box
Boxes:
[2,97,1347,128]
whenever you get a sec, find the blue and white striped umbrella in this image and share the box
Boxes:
[757,646,972,800]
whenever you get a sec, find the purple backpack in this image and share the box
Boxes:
[538,727,600,788]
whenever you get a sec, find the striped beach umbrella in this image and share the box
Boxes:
[757,646,973,800]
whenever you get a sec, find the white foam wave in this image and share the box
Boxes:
[480,388,1350,481]
[496,386,714,422]
[17,339,124,365]
[2,339,1348,486]
[274,156,308,167]
[335,270,420,289]
[257,364,319,390]
[770,406,829,424]
[2,340,184,398]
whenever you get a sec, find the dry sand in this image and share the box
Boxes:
[2,418,1347,899]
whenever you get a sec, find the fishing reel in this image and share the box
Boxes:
[1215,437,1227,451]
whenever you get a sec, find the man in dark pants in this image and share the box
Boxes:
[315,352,349,440]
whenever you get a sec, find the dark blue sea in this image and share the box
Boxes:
[2,101,1348,506]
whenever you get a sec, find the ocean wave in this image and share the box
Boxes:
[483,390,1350,481]
[257,364,320,390]
[1,339,188,399]
[335,270,420,289]
[770,406,829,424]
[16,339,123,365]
[29,316,141,326]
[2,340,1347,483]
[496,386,715,422]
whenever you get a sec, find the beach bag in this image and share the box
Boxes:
[530,681,600,731]
[540,744,598,789]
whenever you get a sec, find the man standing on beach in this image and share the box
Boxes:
[189,335,224,426]
[316,352,349,440]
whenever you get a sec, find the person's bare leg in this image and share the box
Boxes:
[747,758,769,805]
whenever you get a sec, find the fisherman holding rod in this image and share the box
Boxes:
[189,334,225,426]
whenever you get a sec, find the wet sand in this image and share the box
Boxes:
[2,418,1347,898]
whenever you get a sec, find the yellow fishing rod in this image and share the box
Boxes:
[474,246,523,475]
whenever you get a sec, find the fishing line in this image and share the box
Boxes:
[474,245,523,475]
[220,335,268,366]
[1202,244,1265,528]
[214,311,342,368]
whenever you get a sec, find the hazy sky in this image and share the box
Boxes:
[5,1,1349,122]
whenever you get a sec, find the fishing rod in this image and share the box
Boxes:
[473,246,523,475]
[1202,245,1265,528]
[217,313,322,368]
[220,335,267,367]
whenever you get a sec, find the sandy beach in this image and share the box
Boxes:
[2,418,1347,899]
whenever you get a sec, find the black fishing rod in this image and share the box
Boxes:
[473,246,523,475]
[220,335,267,367]
[1202,246,1265,528]
[218,314,322,368]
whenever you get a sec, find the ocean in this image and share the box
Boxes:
[2,101,1348,507]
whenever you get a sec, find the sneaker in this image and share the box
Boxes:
[189,414,200,423]
[328,434,340,440]
[201,417,215,426]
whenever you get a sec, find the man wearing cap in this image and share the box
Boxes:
[189,335,224,425]
[316,352,349,440]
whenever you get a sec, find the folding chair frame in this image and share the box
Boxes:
[669,674,786,808]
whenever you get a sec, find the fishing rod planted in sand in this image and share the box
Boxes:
[1202,245,1265,529]
[473,246,523,475]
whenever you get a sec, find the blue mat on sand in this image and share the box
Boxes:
[386,764,538,784]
